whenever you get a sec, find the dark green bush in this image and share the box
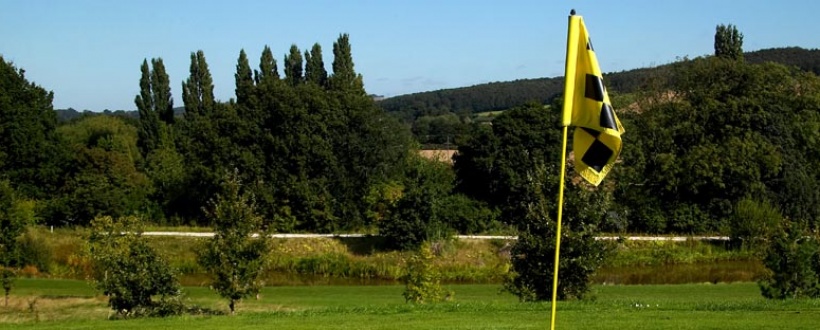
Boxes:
[759,219,820,299]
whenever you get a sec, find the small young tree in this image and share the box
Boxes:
[402,242,450,303]
[89,215,181,317]
[198,170,270,314]
[503,165,610,301]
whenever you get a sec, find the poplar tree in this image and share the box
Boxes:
[135,59,160,155]
[714,24,744,61]
[151,58,174,124]
[255,46,279,86]
[235,49,256,108]
[284,44,303,86]
[182,50,215,116]
[135,58,173,156]
[304,43,328,87]
[330,33,364,93]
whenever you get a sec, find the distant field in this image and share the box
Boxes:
[3,279,820,329]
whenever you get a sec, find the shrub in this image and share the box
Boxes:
[17,228,53,273]
[730,198,781,250]
[89,215,182,317]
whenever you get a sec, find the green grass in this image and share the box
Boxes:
[3,279,820,329]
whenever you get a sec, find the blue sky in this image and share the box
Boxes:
[2,0,818,111]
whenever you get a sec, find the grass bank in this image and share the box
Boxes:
[2,279,819,329]
[16,226,759,285]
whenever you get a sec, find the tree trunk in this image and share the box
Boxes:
[229,299,235,315]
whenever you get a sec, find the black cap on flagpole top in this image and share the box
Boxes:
[570,9,576,15]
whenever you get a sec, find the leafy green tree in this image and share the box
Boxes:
[0,180,27,306]
[304,43,328,87]
[715,24,744,61]
[198,171,270,314]
[284,44,304,86]
[182,50,215,116]
[0,56,65,199]
[89,215,182,317]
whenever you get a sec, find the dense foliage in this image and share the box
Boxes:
[615,57,820,233]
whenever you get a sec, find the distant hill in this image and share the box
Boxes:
[54,47,820,123]
[378,47,820,120]
[55,107,185,122]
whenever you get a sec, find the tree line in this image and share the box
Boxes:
[2,26,820,304]
[1,34,424,234]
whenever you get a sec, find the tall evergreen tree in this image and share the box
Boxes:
[235,49,256,108]
[330,33,365,93]
[255,46,279,86]
[181,50,215,116]
[715,24,744,61]
[284,44,304,86]
[304,43,328,87]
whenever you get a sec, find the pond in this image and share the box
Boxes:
[593,260,765,285]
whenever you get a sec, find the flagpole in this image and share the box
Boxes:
[550,9,579,330]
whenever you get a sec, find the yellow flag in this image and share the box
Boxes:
[561,14,624,186]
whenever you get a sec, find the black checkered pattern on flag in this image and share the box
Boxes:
[567,17,624,186]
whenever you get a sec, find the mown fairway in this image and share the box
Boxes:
[3,279,820,329]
